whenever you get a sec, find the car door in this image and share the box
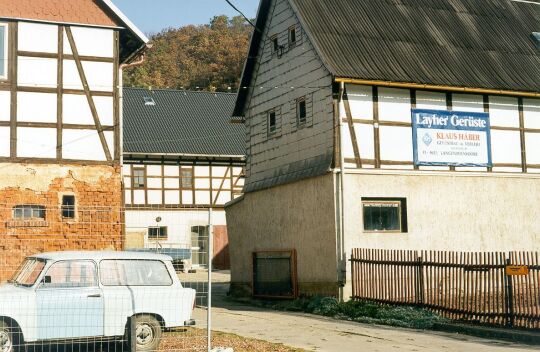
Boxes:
[36,260,104,340]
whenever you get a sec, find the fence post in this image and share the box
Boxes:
[416,255,424,306]
[350,250,355,299]
[504,257,514,327]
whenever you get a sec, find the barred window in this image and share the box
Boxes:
[180,168,193,189]
[148,226,168,240]
[133,168,145,188]
[61,195,75,219]
[13,205,45,220]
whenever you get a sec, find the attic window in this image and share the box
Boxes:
[143,97,156,106]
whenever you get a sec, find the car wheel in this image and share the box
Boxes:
[0,321,19,352]
[131,315,162,352]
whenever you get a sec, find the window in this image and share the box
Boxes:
[271,35,279,53]
[61,195,75,219]
[11,258,46,287]
[297,97,307,126]
[180,168,193,188]
[288,27,297,47]
[148,226,168,240]
[100,260,173,286]
[0,24,7,79]
[362,198,407,233]
[41,260,98,288]
[133,168,145,188]
[268,110,277,135]
[12,205,45,220]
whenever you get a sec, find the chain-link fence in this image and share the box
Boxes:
[0,201,218,352]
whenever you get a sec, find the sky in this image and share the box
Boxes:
[112,0,259,35]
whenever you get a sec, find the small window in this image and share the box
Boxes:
[297,98,307,126]
[268,110,277,135]
[271,35,279,53]
[13,205,45,220]
[61,195,75,219]
[133,168,145,188]
[180,168,193,188]
[288,27,297,47]
[148,226,168,240]
[0,24,7,79]
[362,198,407,233]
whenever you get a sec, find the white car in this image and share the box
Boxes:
[0,251,197,352]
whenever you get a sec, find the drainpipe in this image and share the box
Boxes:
[336,81,346,301]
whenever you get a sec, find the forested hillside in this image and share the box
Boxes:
[123,15,252,92]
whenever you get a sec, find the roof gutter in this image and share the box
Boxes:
[124,152,246,159]
[335,77,540,98]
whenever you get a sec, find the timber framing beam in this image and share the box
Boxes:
[65,26,112,163]
[343,88,362,168]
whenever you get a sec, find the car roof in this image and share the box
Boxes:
[30,251,173,262]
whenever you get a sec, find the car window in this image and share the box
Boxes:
[100,260,172,286]
[42,260,97,288]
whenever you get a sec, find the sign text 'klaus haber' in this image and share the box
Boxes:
[412,109,492,167]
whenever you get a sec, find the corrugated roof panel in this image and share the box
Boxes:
[123,88,245,157]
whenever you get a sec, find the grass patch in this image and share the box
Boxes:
[232,296,448,330]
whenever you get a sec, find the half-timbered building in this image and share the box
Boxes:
[0,0,148,280]
[123,88,245,269]
[226,0,540,299]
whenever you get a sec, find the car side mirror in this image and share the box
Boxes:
[42,276,51,284]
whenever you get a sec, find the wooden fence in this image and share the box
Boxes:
[351,249,540,329]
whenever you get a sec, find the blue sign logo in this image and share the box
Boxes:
[422,133,433,146]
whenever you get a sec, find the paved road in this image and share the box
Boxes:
[190,278,540,352]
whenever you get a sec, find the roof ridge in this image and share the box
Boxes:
[124,87,238,95]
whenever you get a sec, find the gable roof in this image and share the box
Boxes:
[234,0,540,116]
[123,88,245,158]
[0,0,148,63]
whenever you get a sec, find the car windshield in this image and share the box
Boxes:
[10,258,46,287]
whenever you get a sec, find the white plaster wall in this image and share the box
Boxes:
[416,91,446,110]
[17,92,57,123]
[125,210,227,248]
[63,94,93,125]
[62,129,106,160]
[342,170,540,296]
[378,87,411,123]
[63,27,114,58]
[491,130,521,164]
[490,96,519,127]
[0,91,11,121]
[83,61,114,92]
[17,127,56,158]
[63,60,83,90]
[523,99,540,128]
[18,57,57,88]
[18,22,57,53]
[525,133,540,164]
[0,127,9,157]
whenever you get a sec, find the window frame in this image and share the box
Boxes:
[132,167,146,188]
[148,226,168,241]
[12,205,46,220]
[0,23,7,81]
[267,110,277,136]
[296,97,307,126]
[61,195,76,219]
[270,35,279,54]
[180,168,193,189]
[361,198,408,233]
[288,26,297,47]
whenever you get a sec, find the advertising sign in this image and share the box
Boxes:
[412,109,492,167]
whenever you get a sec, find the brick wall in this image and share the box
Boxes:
[0,163,122,282]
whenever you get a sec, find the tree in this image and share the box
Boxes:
[123,15,252,92]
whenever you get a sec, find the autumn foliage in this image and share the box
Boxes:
[123,15,252,92]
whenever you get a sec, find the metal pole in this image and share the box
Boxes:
[207,207,213,352]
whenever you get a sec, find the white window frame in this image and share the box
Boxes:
[0,23,8,80]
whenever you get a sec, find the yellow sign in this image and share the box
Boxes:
[506,265,529,276]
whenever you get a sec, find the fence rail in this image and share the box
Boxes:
[351,249,540,329]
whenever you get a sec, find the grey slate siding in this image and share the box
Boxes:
[243,0,334,192]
